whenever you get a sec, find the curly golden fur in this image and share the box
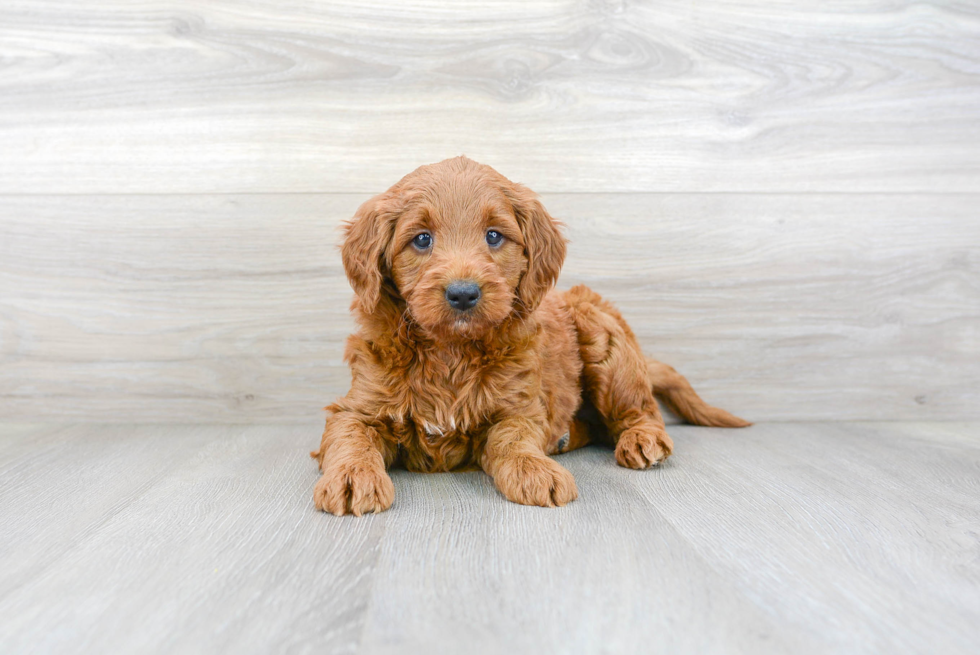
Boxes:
[312,156,749,515]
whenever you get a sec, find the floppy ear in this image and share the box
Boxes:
[341,193,399,312]
[506,182,567,313]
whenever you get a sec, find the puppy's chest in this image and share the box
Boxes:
[388,358,505,444]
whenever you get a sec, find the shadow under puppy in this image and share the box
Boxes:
[312,156,749,515]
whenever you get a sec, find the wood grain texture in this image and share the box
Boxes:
[1,1,979,193]
[357,451,806,655]
[2,193,977,422]
[637,422,980,654]
[0,423,384,654]
[1,421,978,654]
[0,424,232,595]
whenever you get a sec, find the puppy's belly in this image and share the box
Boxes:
[395,415,579,472]
[395,422,484,473]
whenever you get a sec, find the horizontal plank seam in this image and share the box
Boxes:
[2,192,980,199]
[0,419,968,427]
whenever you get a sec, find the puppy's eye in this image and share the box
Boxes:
[486,230,503,247]
[412,233,432,250]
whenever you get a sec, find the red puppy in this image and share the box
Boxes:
[312,156,749,515]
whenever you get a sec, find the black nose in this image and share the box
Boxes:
[445,281,481,311]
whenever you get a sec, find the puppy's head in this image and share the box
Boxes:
[342,156,566,339]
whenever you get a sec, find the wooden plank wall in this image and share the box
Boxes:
[1,1,978,422]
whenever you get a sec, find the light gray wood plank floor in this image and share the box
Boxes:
[1,421,978,654]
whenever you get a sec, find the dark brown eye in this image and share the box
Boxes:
[412,233,432,250]
[486,230,503,247]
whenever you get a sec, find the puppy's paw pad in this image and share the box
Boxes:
[616,427,673,469]
[494,455,578,507]
[313,464,394,516]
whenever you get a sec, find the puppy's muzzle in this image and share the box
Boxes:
[445,281,481,311]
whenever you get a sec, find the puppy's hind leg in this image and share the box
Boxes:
[564,286,673,469]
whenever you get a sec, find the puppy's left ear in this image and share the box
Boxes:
[506,182,567,313]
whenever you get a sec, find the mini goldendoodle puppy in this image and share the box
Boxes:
[312,156,749,515]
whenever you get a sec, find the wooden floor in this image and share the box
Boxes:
[1,421,977,654]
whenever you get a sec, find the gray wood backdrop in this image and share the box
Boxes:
[1,1,978,423]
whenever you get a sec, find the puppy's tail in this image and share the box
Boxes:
[647,358,752,428]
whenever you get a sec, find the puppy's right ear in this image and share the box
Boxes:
[341,193,399,312]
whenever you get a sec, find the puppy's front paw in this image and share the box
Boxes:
[615,425,674,469]
[493,455,578,507]
[314,462,394,516]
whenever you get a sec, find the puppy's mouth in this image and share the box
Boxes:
[426,306,498,340]
[449,312,484,335]
[451,312,485,331]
